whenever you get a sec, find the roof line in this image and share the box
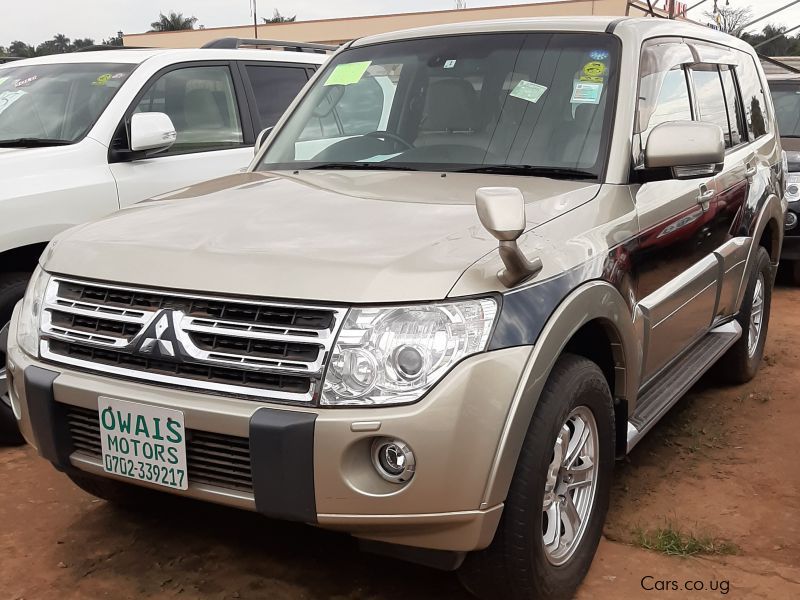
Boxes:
[124,0,617,38]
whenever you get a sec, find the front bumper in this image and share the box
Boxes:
[6,303,531,552]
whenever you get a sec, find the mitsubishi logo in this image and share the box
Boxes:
[139,311,178,358]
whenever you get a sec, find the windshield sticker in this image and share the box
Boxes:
[0,90,25,115]
[510,80,548,103]
[324,61,372,86]
[580,75,604,83]
[582,62,607,79]
[571,81,603,105]
[111,72,127,79]
[92,73,113,86]
[589,49,610,61]
[14,75,38,88]
[443,59,457,69]
[0,76,8,87]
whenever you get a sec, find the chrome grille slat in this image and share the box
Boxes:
[65,406,253,492]
[41,278,347,403]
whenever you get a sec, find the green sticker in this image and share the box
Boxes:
[0,76,8,86]
[92,73,113,86]
[509,80,548,104]
[324,61,372,86]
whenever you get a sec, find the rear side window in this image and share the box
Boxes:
[735,52,770,139]
[691,65,730,145]
[245,65,309,129]
[719,66,744,146]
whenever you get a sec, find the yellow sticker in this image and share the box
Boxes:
[580,75,603,83]
[323,61,372,86]
[582,61,606,78]
[92,73,113,87]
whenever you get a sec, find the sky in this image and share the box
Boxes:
[1,0,798,47]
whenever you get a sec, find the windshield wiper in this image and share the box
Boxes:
[457,165,597,179]
[306,162,418,171]
[0,138,74,148]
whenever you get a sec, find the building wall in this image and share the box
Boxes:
[124,0,637,48]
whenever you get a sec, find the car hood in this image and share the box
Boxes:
[44,170,600,303]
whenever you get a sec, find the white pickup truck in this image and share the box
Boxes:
[0,40,329,443]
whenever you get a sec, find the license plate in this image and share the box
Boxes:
[98,397,188,490]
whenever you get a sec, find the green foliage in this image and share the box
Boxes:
[150,11,198,32]
[263,9,297,23]
[634,523,738,557]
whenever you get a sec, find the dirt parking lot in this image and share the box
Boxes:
[2,287,800,600]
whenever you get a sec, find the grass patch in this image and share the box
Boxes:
[633,523,738,557]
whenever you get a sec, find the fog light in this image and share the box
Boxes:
[371,438,415,483]
[786,211,798,231]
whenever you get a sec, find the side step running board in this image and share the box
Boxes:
[626,320,742,452]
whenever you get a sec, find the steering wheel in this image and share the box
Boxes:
[363,130,414,150]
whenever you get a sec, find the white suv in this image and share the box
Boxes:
[0,40,328,443]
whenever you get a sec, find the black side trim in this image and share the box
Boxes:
[359,539,466,571]
[24,366,73,467]
[605,17,629,33]
[249,407,317,523]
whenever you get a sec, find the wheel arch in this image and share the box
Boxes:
[481,280,641,508]
[736,192,784,310]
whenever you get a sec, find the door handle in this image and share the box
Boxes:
[745,164,757,178]
[697,188,715,202]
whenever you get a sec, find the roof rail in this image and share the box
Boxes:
[201,38,337,53]
[76,45,148,52]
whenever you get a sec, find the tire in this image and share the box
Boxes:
[458,354,615,600]
[717,247,773,384]
[0,272,31,446]
[65,471,163,510]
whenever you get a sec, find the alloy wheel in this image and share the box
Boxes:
[747,274,765,357]
[542,406,599,566]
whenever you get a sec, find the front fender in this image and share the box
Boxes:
[481,280,640,508]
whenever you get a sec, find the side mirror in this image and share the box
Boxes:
[254,127,273,155]
[476,187,542,287]
[130,112,177,153]
[644,121,724,179]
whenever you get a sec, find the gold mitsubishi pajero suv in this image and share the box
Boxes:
[3,16,785,600]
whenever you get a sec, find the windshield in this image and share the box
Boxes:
[770,81,800,137]
[258,33,619,178]
[0,62,134,145]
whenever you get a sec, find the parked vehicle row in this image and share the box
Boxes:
[0,41,330,443]
[2,16,789,600]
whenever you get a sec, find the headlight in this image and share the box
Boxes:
[322,298,498,406]
[16,266,50,358]
[787,173,800,202]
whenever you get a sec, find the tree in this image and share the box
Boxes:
[72,38,96,51]
[743,25,800,57]
[704,5,753,36]
[52,33,71,53]
[8,41,36,58]
[454,0,467,8]
[102,31,124,47]
[150,11,198,32]
[263,9,296,23]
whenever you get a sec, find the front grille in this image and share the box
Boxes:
[41,278,347,402]
[67,405,253,492]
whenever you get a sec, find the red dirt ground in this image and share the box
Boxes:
[2,288,799,600]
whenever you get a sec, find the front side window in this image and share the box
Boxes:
[0,62,134,145]
[768,81,800,138]
[259,33,620,178]
[635,65,692,164]
[735,52,770,139]
[134,65,244,154]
